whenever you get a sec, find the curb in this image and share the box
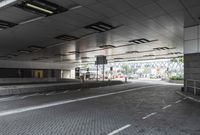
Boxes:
[176,91,200,103]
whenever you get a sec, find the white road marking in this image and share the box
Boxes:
[107,124,131,135]
[63,90,69,93]
[46,92,55,96]
[162,104,172,110]
[142,112,157,119]
[71,89,81,93]
[0,96,18,102]
[21,93,40,99]
[0,85,161,117]
[175,100,182,103]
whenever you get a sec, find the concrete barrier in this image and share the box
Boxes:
[0,81,123,96]
[0,78,81,85]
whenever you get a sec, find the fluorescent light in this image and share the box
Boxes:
[26,3,54,14]
[0,0,17,8]
[19,17,44,25]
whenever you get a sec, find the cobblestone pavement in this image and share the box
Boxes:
[0,82,199,135]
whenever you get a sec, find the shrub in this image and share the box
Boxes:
[169,75,184,80]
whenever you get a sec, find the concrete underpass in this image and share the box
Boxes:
[0,0,200,135]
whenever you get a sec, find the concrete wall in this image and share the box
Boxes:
[0,60,75,70]
[0,68,61,78]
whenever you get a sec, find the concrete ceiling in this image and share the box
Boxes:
[0,0,199,65]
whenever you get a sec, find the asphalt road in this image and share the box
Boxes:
[0,81,199,135]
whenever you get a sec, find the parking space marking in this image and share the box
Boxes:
[107,124,131,135]
[162,104,172,110]
[0,85,161,117]
[142,112,157,119]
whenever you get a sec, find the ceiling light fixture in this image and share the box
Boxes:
[81,57,90,59]
[26,3,53,14]
[143,54,155,57]
[128,60,135,62]
[18,50,31,54]
[114,58,124,60]
[85,22,115,33]
[55,34,78,41]
[129,38,150,44]
[168,52,182,55]
[16,0,67,16]
[54,54,67,57]
[28,45,45,51]
[0,20,16,29]
[114,61,122,63]
[99,44,116,49]
[153,47,170,51]
[126,51,139,54]
[7,53,18,57]
[68,51,80,54]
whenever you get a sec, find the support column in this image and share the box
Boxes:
[184,25,200,94]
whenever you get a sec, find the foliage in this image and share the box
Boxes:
[121,64,132,75]
[170,57,184,63]
[169,74,184,80]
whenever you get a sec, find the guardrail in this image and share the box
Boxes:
[186,79,200,95]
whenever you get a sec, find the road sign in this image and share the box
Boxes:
[95,55,107,65]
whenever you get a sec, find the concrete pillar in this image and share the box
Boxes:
[184,25,200,93]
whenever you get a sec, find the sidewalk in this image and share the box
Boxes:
[176,91,200,103]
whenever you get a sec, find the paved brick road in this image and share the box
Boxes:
[0,82,199,135]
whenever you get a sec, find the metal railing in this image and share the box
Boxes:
[186,79,200,95]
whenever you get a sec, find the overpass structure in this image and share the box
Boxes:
[0,0,200,135]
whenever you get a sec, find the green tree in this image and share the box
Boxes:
[121,64,132,75]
